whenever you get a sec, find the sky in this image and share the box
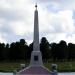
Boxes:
[0,0,75,44]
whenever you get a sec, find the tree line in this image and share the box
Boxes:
[0,37,75,62]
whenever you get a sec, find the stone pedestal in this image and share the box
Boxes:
[30,51,43,66]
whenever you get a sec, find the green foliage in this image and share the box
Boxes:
[9,39,29,61]
[0,37,75,61]
[40,37,51,60]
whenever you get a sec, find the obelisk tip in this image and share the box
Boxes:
[35,3,37,10]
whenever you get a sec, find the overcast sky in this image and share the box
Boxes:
[0,0,75,44]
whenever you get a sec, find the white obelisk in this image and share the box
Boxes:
[30,4,43,66]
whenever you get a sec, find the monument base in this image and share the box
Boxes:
[30,51,43,66]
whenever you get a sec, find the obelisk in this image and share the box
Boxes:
[15,4,52,75]
[30,4,43,66]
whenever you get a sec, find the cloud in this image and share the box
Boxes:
[0,0,75,44]
[0,33,7,43]
[0,0,34,43]
[38,1,75,43]
[45,33,75,44]
[9,20,33,35]
[39,9,74,33]
[37,0,75,12]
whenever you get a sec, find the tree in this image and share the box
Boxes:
[4,43,10,60]
[0,43,5,61]
[57,40,67,61]
[20,39,26,45]
[9,42,16,60]
[28,42,33,60]
[40,37,51,61]
[9,39,29,61]
[68,43,75,61]
[19,39,29,60]
[50,43,57,61]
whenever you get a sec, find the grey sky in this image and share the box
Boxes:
[0,0,75,44]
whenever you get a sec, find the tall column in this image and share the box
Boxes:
[33,4,40,51]
[30,4,43,66]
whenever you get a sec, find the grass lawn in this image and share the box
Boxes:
[0,62,21,72]
[0,61,75,72]
[44,61,75,72]
[0,61,29,72]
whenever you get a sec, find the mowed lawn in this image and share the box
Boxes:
[44,61,75,72]
[0,62,21,72]
[0,61,75,72]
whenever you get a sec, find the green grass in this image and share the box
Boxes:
[0,62,20,72]
[0,61,75,72]
[0,61,29,72]
[44,61,75,72]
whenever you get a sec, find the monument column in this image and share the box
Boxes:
[15,4,54,75]
[33,4,40,51]
[30,4,43,66]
